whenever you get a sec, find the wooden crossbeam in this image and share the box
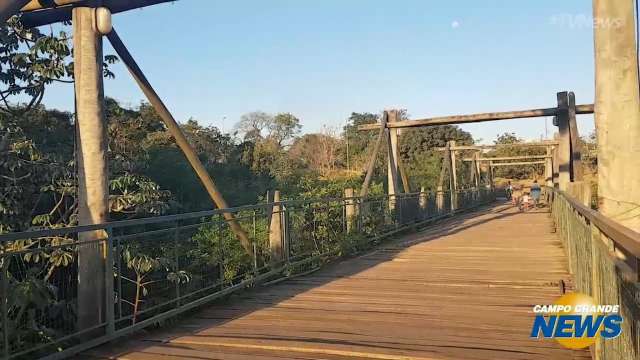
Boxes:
[18,0,175,28]
[357,104,594,131]
[462,155,552,162]
[0,0,31,23]
[21,0,81,11]
[434,142,558,151]
[489,161,546,167]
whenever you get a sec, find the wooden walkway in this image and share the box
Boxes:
[86,203,590,360]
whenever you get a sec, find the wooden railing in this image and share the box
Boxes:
[549,187,640,359]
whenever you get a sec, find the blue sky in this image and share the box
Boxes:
[43,0,596,143]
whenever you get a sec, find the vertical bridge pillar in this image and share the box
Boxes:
[74,6,108,332]
[386,110,401,210]
[448,140,458,210]
[594,0,640,231]
[269,190,283,262]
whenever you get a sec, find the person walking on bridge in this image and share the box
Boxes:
[531,179,541,207]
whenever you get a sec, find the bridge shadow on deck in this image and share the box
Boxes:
[84,203,590,360]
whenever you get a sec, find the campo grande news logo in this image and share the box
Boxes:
[530,292,623,349]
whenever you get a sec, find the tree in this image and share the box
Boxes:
[0,18,117,116]
[235,111,272,142]
[399,125,474,190]
[269,112,301,146]
[290,127,342,176]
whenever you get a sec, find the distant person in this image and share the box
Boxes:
[511,185,521,206]
[506,181,513,200]
[520,192,533,211]
[531,180,541,207]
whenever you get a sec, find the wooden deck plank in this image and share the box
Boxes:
[84,203,590,360]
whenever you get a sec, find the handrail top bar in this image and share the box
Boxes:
[554,188,640,258]
[357,104,594,131]
[0,189,480,243]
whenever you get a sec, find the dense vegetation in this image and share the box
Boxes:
[2,100,481,233]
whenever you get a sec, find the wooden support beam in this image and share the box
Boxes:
[73,6,107,332]
[556,92,572,191]
[269,190,283,262]
[567,92,583,181]
[433,142,559,151]
[544,146,553,187]
[489,161,546,167]
[385,110,401,209]
[449,140,458,192]
[436,153,447,212]
[594,0,640,232]
[21,0,81,11]
[359,114,385,199]
[488,165,494,190]
[0,0,31,24]
[461,155,552,162]
[552,142,559,188]
[397,155,411,193]
[106,29,253,255]
[19,0,175,28]
[357,104,594,131]
[474,152,481,188]
[468,154,476,187]
[448,140,457,210]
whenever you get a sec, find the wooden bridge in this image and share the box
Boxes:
[84,202,591,360]
[1,1,640,360]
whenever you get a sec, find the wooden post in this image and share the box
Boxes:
[74,6,107,332]
[567,92,583,181]
[468,155,476,188]
[552,143,560,188]
[419,186,428,215]
[475,152,482,200]
[344,188,357,233]
[436,185,444,214]
[443,142,453,210]
[555,92,572,191]
[474,151,481,188]
[448,140,458,210]
[386,110,401,209]
[593,0,640,231]
[488,162,494,189]
[449,140,458,192]
[269,190,283,263]
[544,146,553,187]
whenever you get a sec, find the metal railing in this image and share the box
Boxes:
[0,188,495,359]
[549,187,640,360]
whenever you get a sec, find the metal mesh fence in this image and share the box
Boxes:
[550,189,640,360]
[0,189,494,359]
